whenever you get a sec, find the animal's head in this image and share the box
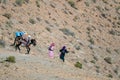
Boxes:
[31,39,36,46]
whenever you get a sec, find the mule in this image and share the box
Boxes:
[15,38,36,54]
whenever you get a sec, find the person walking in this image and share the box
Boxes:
[59,46,69,62]
[48,43,55,58]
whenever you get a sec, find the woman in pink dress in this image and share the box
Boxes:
[48,43,55,58]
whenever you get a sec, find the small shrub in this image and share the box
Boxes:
[3,13,11,19]
[74,62,82,69]
[5,56,16,63]
[101,13,107,18]
[114,49,119,54]
[106,48,111,54]
[5,21,13,28]
[95,66,100,69]
[92,0,96,3]
[102,0,108,4]
[116,6,120,15]
[60,28,75,37]
[29,18,36,24]
[107,74,113,78]
[84,2,89,7]
[15,0,24,6]
[74,44,80,50]
[109,29,116,35]
[89,38,94,44]
[90,60,95,64]
[36,0,40,8]
[114,68,118,75]
[73,16,80,22]
[0,0,8,4]
[96,69,99,73]
[109,30,120,36]
[68,0,77,9]
[24,0,29,3]
[93,55,98,61]
[46,27,51,32]
[0,39,5,48]
[104,57,112,64]
[96,6,102,12]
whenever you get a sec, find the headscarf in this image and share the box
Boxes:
[50,43,55,47]
[62,46,66,50]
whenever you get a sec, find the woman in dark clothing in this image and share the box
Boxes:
[59,46,69,62]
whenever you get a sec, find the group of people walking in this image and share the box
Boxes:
[12,31,69,62]
[48,43,69,62]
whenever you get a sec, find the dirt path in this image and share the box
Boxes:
[0,48,114,80]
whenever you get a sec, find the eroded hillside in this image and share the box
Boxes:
[0,0,120,80]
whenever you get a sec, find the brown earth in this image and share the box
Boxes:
[0,0,120,80]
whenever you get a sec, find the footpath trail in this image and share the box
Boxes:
[0,48,113,80]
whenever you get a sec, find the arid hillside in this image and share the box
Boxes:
[0,0,120,80]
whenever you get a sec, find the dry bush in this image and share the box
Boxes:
[74,62,82,69]
[3,13,11,19]
[60,28,75,37]
[104,57,112,64]
[5,56,16,63]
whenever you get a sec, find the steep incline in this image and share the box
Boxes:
[0,0,120,80]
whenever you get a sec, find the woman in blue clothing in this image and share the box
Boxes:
[59,46,69,62]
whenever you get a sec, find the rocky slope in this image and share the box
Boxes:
[0,0,120,80]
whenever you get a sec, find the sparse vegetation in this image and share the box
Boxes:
[96,6,102,12]
[3,13,11,19]
[15,0,24,6]
[46,27,51,32]
[29,18,36,24]
[0,0,8,4]
[102,0,108,4]
[74,62,82,69]
[24,0,29,3]
[109,29,120,36]
[5,21,13,28]
[74,44,80,50]
[104,57,112,64]
[114,49,119,54]
[92,0,96,3]
[84,2,89,7]
[5,56,16,63]
[116,6,120,15]
[107,74,113,78]
[0,39,5,48]
[114,68,118,75]
[60,28,75,37]
[68,0,77,9]
[93,55,98,61]
[90,60,95,64]
[73,16,80,22]
[106,48,111,54]
[36,0,40,8]
[89,38,94,44]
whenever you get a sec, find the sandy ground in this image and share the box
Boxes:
[0,48,114,80]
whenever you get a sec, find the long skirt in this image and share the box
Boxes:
[60,53,65,62]
[49,51,54,58]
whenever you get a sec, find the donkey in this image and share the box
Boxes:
[15,38,36,54]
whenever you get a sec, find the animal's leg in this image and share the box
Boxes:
[15,45,18,51]
[18,45,21,52]
[26,46,30,54]
[11,37,17,46]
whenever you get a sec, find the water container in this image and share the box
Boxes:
[20,32,25,36]
[15,32,20,37]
